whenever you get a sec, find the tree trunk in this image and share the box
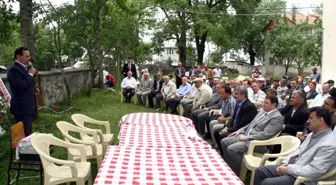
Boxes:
[178,12,187,67]
[87,70,96,97]
[284,58,292,75]
[19,0,36,61]
[195,32,207,65]
[248,42,256,66]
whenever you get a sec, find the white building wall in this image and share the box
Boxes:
[321,0,336,83]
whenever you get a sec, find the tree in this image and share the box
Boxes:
[211,0,286,65]
[18,0,36,62]
[186,44,197,66]
[268,7,322,75]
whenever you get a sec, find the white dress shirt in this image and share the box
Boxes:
[213,68,222,78]
[121,77,137,89]
[309,93,330,108]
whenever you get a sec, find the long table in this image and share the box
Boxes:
[94,146,243,185]
[94,113,244,185]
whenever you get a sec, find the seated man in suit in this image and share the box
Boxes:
[136,72,153,105]
[221,95,283,175]
[121,71,137,103]
[155,76,176,111]
[254,107,336,185]
[148,73,163,108]
[214,86,258,155]
[191,83,222,136]
[279,90,309,136]
[166,77,191,114]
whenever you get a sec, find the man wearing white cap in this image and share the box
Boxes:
[184,78,212,117]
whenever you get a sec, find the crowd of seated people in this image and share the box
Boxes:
[120,64,336,184]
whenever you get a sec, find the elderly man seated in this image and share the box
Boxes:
[191,83,222,137]
[251,82,266,109]
[166,77,191,114]
[136,72,154,105]
[183,78,212,118]
[121,71,137,103]
[155,76,176,111]
[254,107,336,185]
[221,95,283,175]
[180,75,198,115]
[309,83,330,107]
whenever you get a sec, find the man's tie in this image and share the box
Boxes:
[128,64,131,71]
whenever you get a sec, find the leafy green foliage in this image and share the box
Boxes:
[268,9,322,75]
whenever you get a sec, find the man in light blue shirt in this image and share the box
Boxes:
[166,77,191,114]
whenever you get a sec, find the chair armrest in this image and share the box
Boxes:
[296,132,303,138]
[260,153,291,166]
[62,132,96,146]
[294,176,313,185]
[275,156,288,165]
[209,109,220,116]
[246,139,273,155]
[318,181,336,185]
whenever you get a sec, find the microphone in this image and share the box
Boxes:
[27,62,33,70]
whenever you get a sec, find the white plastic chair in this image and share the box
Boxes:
[31,134,92,185]
[318,181,336,185]
[71,114,114,153]
[293,168,336,185]
[56,121,103,169]
[240,136,301,185]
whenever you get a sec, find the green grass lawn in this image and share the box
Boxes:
[0,88,154,185]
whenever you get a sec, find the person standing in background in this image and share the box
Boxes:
[175,62,185,89]
[213,64,222,79]
[122,57,137,79]
[7,47,37,136]
[310,66,320,83]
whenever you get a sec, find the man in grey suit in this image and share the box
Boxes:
[221,95,283,175]
[254,106,336,185]
[136,72,154,105]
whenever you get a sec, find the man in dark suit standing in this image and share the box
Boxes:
[214,86,258,155]
[7,47,37,136]
[175,62,185,89]
[122,57,137,79]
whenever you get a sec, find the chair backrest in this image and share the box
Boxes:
[10,122,25,149]
[56,121,98,143]
[279,136,301,153]
[71,114,86,127]
[31,134,58,168]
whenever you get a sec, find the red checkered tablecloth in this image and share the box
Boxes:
[120,113,194,127]
[94,146,243,185]
[119,124,211,149]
